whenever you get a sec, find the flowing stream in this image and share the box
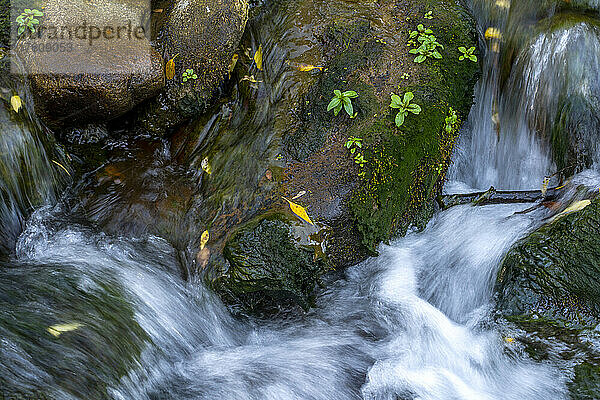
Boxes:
[2,1,600,399]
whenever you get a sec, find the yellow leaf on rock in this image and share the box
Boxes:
[550,199,591,223]
[283,197,314,225]
[228,54,239,79]
[296,63,324,72]
[165,54,178,80]
[201,157,212,174]
[47,322,83,337]
[10,95,22,113]
[200,230,209,250]
[504,337,514,343]
[254,45,263,71]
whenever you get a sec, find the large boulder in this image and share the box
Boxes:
[495,195,600,327]
[16,0,165,125]
[169,0,480,312]
[138,0,249,133]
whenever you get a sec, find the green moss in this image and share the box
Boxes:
[348,1,480,251]
[216,213,328,313]
[570,362,600,399]
[283,24,383,161]
[496,197,600,328]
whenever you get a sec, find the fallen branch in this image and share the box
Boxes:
[438,186,560,209]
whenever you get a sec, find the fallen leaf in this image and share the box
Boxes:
[165,54,178,80]
[254,45,263,71]
[47,322,83,337]
[296,63,324,72]
[152,8,163,12]
[541,177,550,197]
[228,54,239,79]
[283,197,314,225]
[485,27,502,40]
[550,199,591,223]
[11,95,22,112]
[291,190,306,200]
[495,0,510,9]
[504,337,514,343]
[201,157,212,174]
[265,169,272,181]
[51,160,71,176]
[240,75,261,83]
[200,230,209,250]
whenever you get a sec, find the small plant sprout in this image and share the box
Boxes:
[458,46,477,62]
[401,72,410,80]
[390,92,421,127]
[182,69,198,83]
[444,107,458,133]
[345,136,363,153]
[424,11,433,19]
[327,90,358,117]
[345,137,367,177]
[16,9,43,36]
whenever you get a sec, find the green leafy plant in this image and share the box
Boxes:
[458,46,477,62]
[410,35,443,63]
[390,92,421,127]
[407,24,443,63]
[444,107,458,133]
[327,90,358,117]
[16,9,43,36]
[182,69,198,83]
[424,11,433,19]
[345,137,367,177]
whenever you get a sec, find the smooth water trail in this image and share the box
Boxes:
[4,200,569,400]
[4,0,600,399]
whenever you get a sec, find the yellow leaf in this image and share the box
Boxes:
[200,230,209,250]
[550,199,591,223]
[228,53,239,79]
[47,322,83,337]
[495,0,510,9]
[201,157,212,174]
[283,197,314,225]
[11,95,22,113]
[51,160,71,177]
[241,75,261,83]
[254,45,263,71]
[485,27,502,40]
[165,54,178,80]
[296,63,324,72]
[541,177,550,197]
[504,337,514,343]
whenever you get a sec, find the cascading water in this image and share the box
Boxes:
[3,1,600,399]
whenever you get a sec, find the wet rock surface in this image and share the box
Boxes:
[496,196,600,327]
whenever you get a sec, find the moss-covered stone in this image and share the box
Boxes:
[217,213,328,313]
[496,197,600,327]
[0,262,148,399]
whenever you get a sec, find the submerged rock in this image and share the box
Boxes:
[217,213,327,313]
[496,196,600,327]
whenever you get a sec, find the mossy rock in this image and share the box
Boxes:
[216,213,327,313]
[0,261,148,399]
[137,0,249,134]
[170,0,480,313]
[283,0,480,253]
[496,197,600,327]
